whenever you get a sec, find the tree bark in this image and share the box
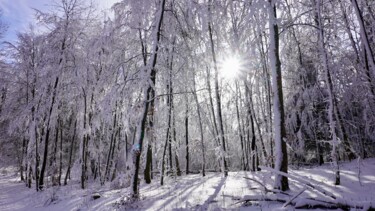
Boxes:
[193,72,206,177]
[132,0,166,198]
[39,76,59,191]
[314,0,340,185]
[269,0,289,191]
[64,119,77,185]
[208,0,228,177]
[185,98,189,175]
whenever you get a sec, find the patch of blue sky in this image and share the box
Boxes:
[0,0,118,43]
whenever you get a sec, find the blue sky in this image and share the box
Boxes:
[0,0,118,42]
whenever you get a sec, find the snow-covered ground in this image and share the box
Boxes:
[1,159,374,210]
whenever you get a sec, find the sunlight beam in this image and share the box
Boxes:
[220,56,241,80]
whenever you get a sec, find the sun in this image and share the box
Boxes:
[219,56,241,80]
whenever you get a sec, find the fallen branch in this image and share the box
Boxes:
[242,177,334,206]
[237,195,370,210]
[259,166,336,200]
[234,195,287,205]
[240,167,373,210]
[243,177,290,196]
[282,186,307,207]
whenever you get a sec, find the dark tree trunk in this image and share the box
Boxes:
[144,144,153,183]
[269,0,289,191]
[142,27,154,184]
[185,99,189,175]
[132,0,166,198]
[173,119,181,177]
[314,0,340,185]
[39,76,59,191]
[193,73,206,177]
[35,126,40,192]
[58,120,63,186]
[64,119,77,185]
[208,0,228,176]
[235,82,246,170]
[81,88,88,189]
[20,137,27,181]
[105,105,117,182]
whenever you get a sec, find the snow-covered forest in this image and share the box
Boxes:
[0,0,375,210]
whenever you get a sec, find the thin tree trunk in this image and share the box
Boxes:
[64,119,77,185]
[208,0,228,176]
[269,0,289,191]
[58,120,63,186]
[35,124,40,191]
[161,88,172,185]
[51,120,59,186]
[105,104,117,182]
[246,86,259,172]
[132,0,166,198]
[205,67,220,147]
[193,73,206,177]
[39,76,59,191]
[81,88,88,189]
[314,0,340,185]
[352,0,375,75]
[235,82,246,170]
[27,166,32,188]
[185,98,189,175]
[31,85,39,191]
[142,27,154,184]
[173,115,181,176]
[168,40,181,177]
[258,31,273,168]
[20,137,27,181]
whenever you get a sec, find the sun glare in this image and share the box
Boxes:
[220,56,241,80]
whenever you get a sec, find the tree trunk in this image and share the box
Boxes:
[352,0,375,75]
[81,88,88,189]
[257,31,273,167]
[142,27,154,184]
[132,0,166,198]
[39,76,59,191]
[269,0,289,191]
[20,137,26,181]
[314,0,340,185]
[105,104,117,182]
[185,98,189,175]
[208,0,228,176]
[64,119,77,185]
[193,72,206,177]
[58,120,63,186]
[235,82,246,170]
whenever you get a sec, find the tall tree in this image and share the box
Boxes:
[131,0,166,198]
[207,0,228,177]
[269,0,289,191]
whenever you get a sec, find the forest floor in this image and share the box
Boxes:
[0,159,374,211]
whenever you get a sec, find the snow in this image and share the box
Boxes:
[1,159,374,210]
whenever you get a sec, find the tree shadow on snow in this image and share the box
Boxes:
[198,176,227,210]
[140,173,218,209]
